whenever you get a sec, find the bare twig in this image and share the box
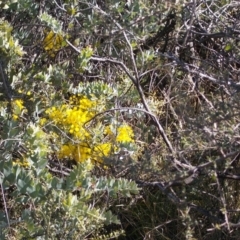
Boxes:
[0,177,10,228]
[91,5,174,154]
[215,170,230,231]
[66,39,174,154]
[0,61,12,100]
[136,180,223,224]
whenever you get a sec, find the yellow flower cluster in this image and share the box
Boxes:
[58,142,111,163]
[46,96,96,140]
[43,30,64,57]
[116,125,134,143]
[13,158,30,168]
[17,89,31,96]
[15,99,24,110]
[12,99,27,120]
[104,125,135,143]
[45,95,134,163]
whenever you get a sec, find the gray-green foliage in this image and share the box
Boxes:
[2,0,240,239]
[0,154,139,239]
[0,2,140,239]
[0,102,139,238]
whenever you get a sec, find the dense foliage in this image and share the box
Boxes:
[1,0,240,239]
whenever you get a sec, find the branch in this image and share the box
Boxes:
[67,36,174,154]
[136,180,223,224]
[0,180,10,228]
[91,5,175,154]
[217,172,240,180]
[0,61,13,100]
[90,56,138,87]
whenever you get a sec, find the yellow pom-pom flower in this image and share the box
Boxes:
[45,95,135,163]
[116,125,134,143]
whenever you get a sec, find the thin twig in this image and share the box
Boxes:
[66,39,174,154]
[0,179,10,228]
[0,61,12,100]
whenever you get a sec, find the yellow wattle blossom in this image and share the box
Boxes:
[104,125,115,137]
[11,99,27,121]
[46,95,97,140]
[58,142,112,163]
[14,99,24,110]
[58,144,76,160]
[12,114,19,120]
[116,125,134,143]
[42,30,64,57]
[93,143,111,158]
[57,143,92,162]
[45,95,135,163]
[39,118,47,126]
[74,144,92,162]
[13,158,30,168]
[78,96,96,110]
